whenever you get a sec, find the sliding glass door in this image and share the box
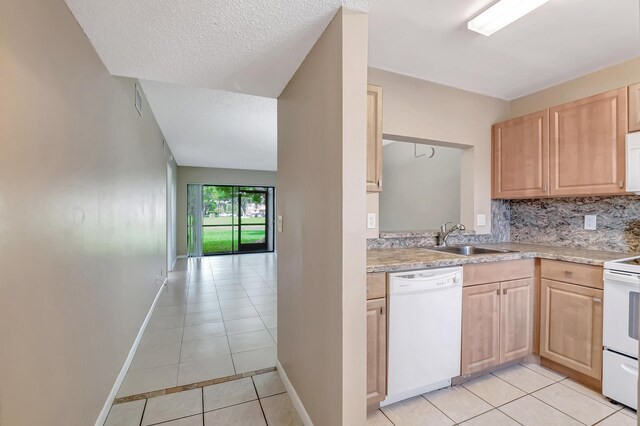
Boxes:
[192,185,274,256]
[237,189,268,253]
[201,185,236,254]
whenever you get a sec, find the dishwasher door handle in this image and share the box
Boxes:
[392,280,461,295]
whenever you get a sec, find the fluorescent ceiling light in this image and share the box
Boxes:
[468,0,551,36]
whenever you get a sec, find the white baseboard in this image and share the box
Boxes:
[94,278,167,426]
[276,359,313,426]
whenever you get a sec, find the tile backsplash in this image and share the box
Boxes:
[368,196,640,253]
[509,196,640,252]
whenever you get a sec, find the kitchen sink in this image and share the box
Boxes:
[426,245,516,256]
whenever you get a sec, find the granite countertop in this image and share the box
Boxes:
[366,242,639,273]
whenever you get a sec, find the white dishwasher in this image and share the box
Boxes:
[381,267,463,407]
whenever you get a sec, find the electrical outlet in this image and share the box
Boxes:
[477,214,486,227]
[367,213,376,229]
[584,215,597,230]
[277,215,283,233]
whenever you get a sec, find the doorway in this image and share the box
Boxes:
[189,185,274,256]
[237,188,269,253]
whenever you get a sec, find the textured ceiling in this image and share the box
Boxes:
[369,0,640,99]
[140,81,277,170]
[67,0,640,170]
[65,0,376,98]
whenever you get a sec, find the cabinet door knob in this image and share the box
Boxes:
[593,297,602,303]
[543,185,547,192]
[496,289,500,296]
[618,181,624,188]
[503,288,507,295]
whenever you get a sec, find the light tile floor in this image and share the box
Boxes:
[372,363,638,426]
[117,253,278,398]
[105,370,303,426]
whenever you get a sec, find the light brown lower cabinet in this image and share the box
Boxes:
[462,278,533,375]
[500,279,534,363]
[540,278,603,381]
[461,282,500,374]
[367,297,386,404]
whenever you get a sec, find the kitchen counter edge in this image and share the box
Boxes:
[366,243,638,273]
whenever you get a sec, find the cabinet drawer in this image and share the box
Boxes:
[367,272,386,300]
[541,260,602,289]
[463,259,534,287]
[603,350,637,409]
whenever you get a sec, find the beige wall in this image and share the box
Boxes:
[367,68,510,235]
[277,8,367,425]
[366,192,380,239]
[510,57,640,118]
[0,1,171,425]
[380,142,461,231]
[175,166,276,256]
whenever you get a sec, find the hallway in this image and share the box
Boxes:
[117,253,278,398]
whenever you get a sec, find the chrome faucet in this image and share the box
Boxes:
[438,222,466,246]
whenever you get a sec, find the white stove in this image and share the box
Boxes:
[603,257,640,410]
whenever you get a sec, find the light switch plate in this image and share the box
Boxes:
[277,215,283,233]
[584,215,597,230]
[367,213,376,229]
[477,214,486,227]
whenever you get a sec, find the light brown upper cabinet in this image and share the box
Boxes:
[549,88,627,196]
[629,83,640,132]
[492,87,630,199]
[492,110,549,198]
[367,85,383,192]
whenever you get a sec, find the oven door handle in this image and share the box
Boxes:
[604,270,640,286]
[630,291,639,341]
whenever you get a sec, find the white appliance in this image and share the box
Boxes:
[603,258,640,410]
[382,267,463,407]
[626,132,640,194]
